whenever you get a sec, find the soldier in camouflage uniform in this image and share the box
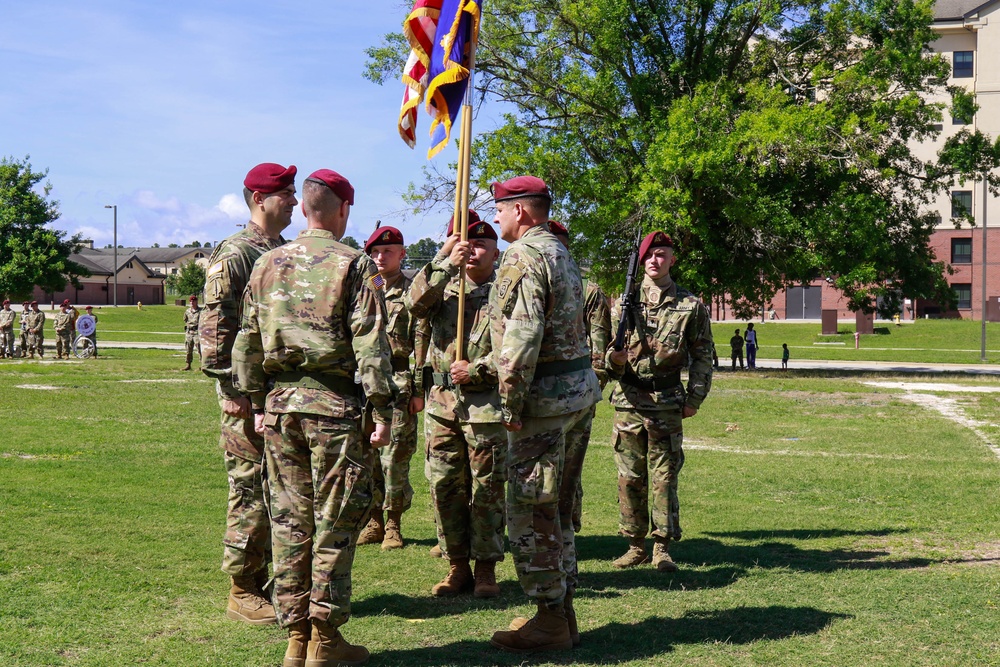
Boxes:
[53,303,73,359]
[233,168,395,667]
[606,231,714,573]
[356,226,420,551]
[486,177,602,655]
[24,301,45,358]
[19,302,30,358]
[406,211,507,599]
[549,220,612,534]
[182,295,202,371]
[200,162,295,626]
[0,300,15,358]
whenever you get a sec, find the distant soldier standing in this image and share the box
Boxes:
[19,302,30,358]
[607,231,714,572]
[406,211,507,598]
[234,168,395,667]
[730,328,745,370]
[549,219,612,533]
[82,305,98,356]
[0,300,15,358]
[53,302,73,359]
[24,301,45,358]
[356,225,420,551]
[487,177,602,654]
[200,162,295,625]
[182,295,202,371]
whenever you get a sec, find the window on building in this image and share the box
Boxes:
[954,283,972,309]
[125,261,133,269]
[952,190,973,218]
[953,51,973,78]
[195,252,205,259]
[951,238,972,264]
[171,268,178,274]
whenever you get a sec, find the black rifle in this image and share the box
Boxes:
[613,232,643,351]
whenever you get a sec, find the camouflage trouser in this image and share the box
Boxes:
[507,406,593,605]
[264,412,374,628]
[0,327,13,357]
[219,393,270,578]
[20,331,28,356]
[55,331,71,357]
[28,332,43,356]
[572,404,597,533]
[184,333,200,366]
[370,405,417,513]
[612,408,684,541]
[425,413,507,562]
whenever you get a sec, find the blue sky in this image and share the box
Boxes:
[0,1,494,249]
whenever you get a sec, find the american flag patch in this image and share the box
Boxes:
[369,273,385,290]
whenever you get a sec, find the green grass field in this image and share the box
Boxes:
[1,349,997,666]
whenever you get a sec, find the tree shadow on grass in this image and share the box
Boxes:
[371,605,849,666]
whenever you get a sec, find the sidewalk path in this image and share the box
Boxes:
[731,359,1000,376]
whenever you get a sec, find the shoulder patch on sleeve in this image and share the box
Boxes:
[495,262,526,315]
[207,262,224,277]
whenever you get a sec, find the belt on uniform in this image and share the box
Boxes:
[620,368,681,392]
[534,356,591,379]
[272,371,358,394]
[390,357,409,373]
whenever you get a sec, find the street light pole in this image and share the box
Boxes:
[105,204,118,307]
[981,178,988,362]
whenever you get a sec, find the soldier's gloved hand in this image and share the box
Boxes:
[449,360,472,385]
[371,422,391,448]
[223,396,251,419]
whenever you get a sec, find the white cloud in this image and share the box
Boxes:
[218,193,246,219]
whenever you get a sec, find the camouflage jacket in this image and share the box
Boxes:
[406,247,500,423]
[606,275,714,411]
[183,306,201,334]
[585,281,612,389]
[200,223,285,399]
[0,309,15,330]
[53,311,73,333]
[382,272,417,405]
[232,229,395,423]
[24,310,45,333]
[489,224,601,422]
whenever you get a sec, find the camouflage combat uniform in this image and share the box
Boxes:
[572,281,613,532]
[489,225,602,605]
[24,309,45,357]
[0,307,15,358]
[233,228,395,628]
[183,304,202,367]
[606,275,714,543]
[368,271,418,515]
[53,310,73,358]
[200,223,284,579]
[406,247,507,563]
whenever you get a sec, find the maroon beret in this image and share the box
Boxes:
[446,218,498,241]
[30,301,38,306]
[365,226,405,253]
[2,300,9,306]
[85,305,93,310]
[61,299,71,307]
[305,169,355,206]
[446,209,484,236]
[490,175,551,202]
[189,295,198,302]
[639,230,674,261]
[244,163,297,193]
[548,220,569,237]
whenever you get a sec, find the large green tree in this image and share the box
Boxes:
[0,156,88,301]
[165,260,207,298]
[405,237,444,270]
[367,0,1000,316]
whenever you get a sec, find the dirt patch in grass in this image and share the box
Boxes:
[14,384,62,390]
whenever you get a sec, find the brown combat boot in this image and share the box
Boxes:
[431,558,474,597]
[491,601,573,654]
[473,560,500,598]
[306,619,369,667]
[381,510,403,550]
[356,512,384,546]
[508,589,580,647]
[429,544,444,558]
[612,537,649,568]
[283,619,311,667]
[652,536,678,573]
[226,575,277,625]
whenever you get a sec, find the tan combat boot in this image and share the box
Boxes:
[429,544,444,558]
[508,589,580,647]
[226,575,277,625]
[283,619,311,667]
[652,536,678,573]
[356,512,384,546]
[612,537,649,568]
[431,558,474,596]
[473,560,500,598]
[491,601,573,654]
[381,510,403,550]
[306,619,369,667]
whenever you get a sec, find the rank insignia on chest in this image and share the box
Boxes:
[369,273,385,290]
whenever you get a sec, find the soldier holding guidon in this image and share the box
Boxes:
[606,231,714,573]
[234,168,395,667]
[406,211,507,599]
